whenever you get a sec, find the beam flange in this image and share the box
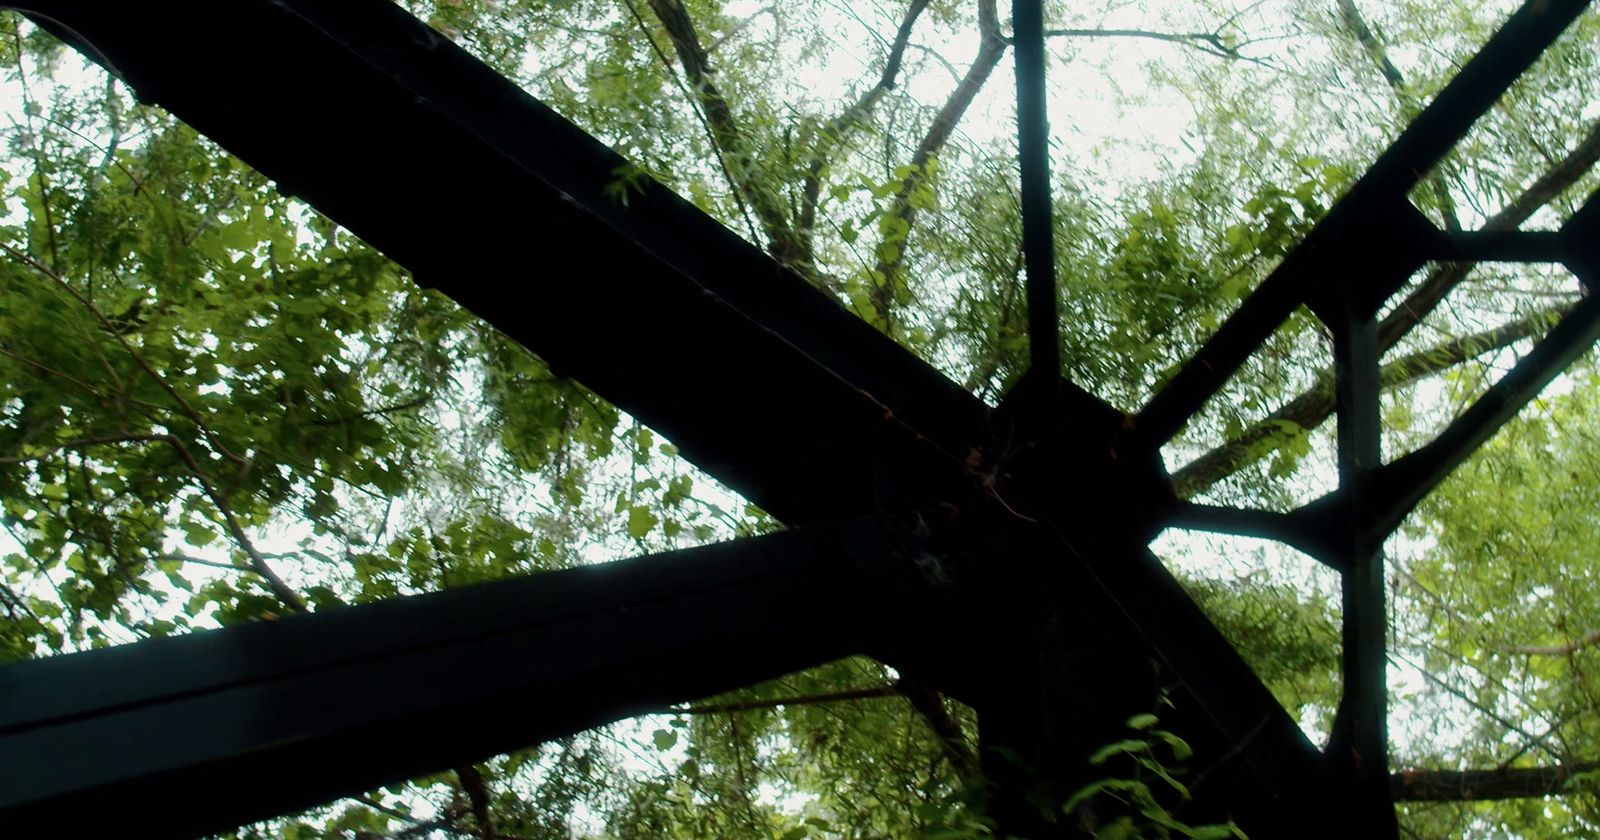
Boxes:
[0,518,922,837]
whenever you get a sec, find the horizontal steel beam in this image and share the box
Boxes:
[17,0,988,526]
[0,518,921,837]
[1165,500,1339,568]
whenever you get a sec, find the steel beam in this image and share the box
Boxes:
[1165,501,1338,568]
[1325,305,1398,837]
[1134,0,1592,445]
[0,519,920,837]
[1294,188,1600,540]
[15,0,988,526]
[4,2,1586,837]
[1014,0,1062,395]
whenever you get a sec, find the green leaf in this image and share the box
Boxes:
[1089,739,1149,764]
[651,728,678,750]
[627,506,658,540]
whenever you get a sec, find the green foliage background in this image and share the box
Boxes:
[0,0,1597,837]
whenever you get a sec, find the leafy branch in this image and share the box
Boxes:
[869,0,1006,335]
[1501,627,1600,657]
[796,0,933,265]
[636,0,809,268]
[1,241,250,469]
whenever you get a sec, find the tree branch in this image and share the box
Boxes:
[1336,0,1461,231]
[869,0,1005,334]
[1034,27,1252,61]
[670,684,902,715]
[798,0,932,259]
[1502,627,1600,656]
[638,0,808,268]
[155,433,308,613]
[1172,303,1573,497]
[455,763,494,840]
[899,678,980,779]
[1391,761,1600,801]
[0,432,175,464]
[0,242,250,469]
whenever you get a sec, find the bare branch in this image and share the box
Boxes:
[1037,27,1248,61]
[1337,0,1461,231]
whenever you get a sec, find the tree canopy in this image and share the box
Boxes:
[0,0,1597,837]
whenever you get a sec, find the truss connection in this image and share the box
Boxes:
[0,0,1594,837]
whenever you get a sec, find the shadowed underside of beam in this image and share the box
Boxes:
[0,519,921,837]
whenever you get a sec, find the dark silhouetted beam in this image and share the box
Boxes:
[1371,289,1600,536]
[1429,229,1567,262]
[0,519,919,837]
[1135,0,1592,446]
[1165,500,1337,568]
[17,0,988,526]
[1014,0,1062,395]
[1324,304,1397,837]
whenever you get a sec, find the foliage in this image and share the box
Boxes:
[0,0,1596,837]
[1064,712,1247,840]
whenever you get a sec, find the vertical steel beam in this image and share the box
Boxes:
[1328,303,1398,837]
[1014,0,1062,406]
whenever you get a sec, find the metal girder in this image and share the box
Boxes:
[1014,0,1062,392]
[1254,188,1600,559]
[1,0,1592,837]
[1133,0,1593,446]
[0,518,923,837]
[1325,303,1396,834]
[0,7,1332,835]
[17,0,987,526]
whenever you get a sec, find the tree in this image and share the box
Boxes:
[0,0,1596,837]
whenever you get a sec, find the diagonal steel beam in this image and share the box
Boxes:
[0,518,924,837]
[16,0,988,526]
[1135,0,1593,446]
